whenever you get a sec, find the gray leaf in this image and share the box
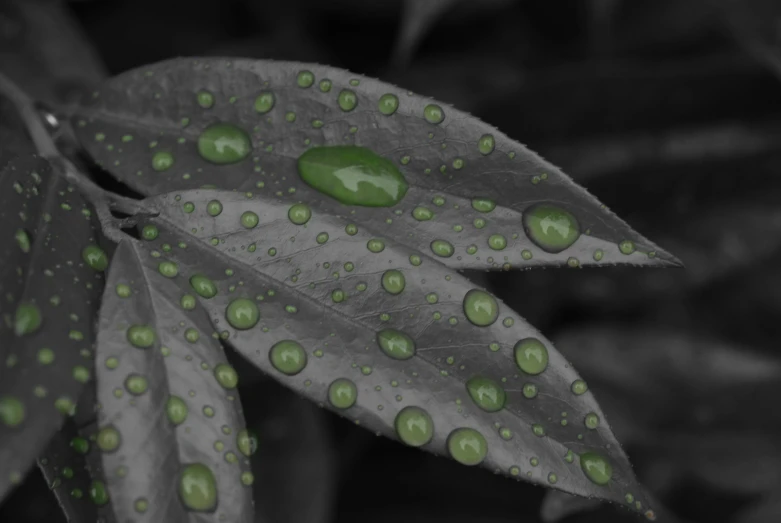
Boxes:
[94,240,254,522]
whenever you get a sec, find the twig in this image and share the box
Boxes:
[0,71,157,240]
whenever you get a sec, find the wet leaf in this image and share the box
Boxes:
[94,239,254,522]
[72,57,679,270]
[0,155,104,502]
[122,188,658,514]
[37,415,117,523]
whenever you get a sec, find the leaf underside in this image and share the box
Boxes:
[0,155,104,501]
[94,239,254,522]
[120,187,656,514]
[72,57,680,271]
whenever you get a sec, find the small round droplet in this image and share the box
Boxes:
[269,340,307,375]
[424,104,444,124]
[198,123,252,164]
[181,294,196,310]
[571,379,588,395]
[96,426,121,452]
[82,245,108,271]
[297,70,315,88]
[584,412,600,429]
[394,406,434,447]
[197,91,215,108]
[316,232,329,244]
[331,289,345,303]
[580,452,612,485]
[376,329,415,360]
[127,325,156,348]
[240,211,259,229]
[166,396,188,425]
[378,94,399,115]
[142,225,158,241]
[619,240,636,255]
[514,338,549,375]
[152,151,174,172]
[523,204,580,253]
[178,463,218,512]
[288,203,311,225]
[447,428,487,466]
[430,239,454,258]
[158,261,178,278]
[254,92,275,113]
[190,274,217,299]
[214,364,238,389]
[14,303,41,336]
[206,200,223,217]
[412,207,434,221]
[462,289,499,327]
[338,89,357,111]
[381,270,406,295]
[488,234,507,251]
[466,376,506,412]
[125,374,148,395]
[522,383,538,399]
[225,299,259,330]
[367,239,385,253]
[328,378,357,409]
[478,134,495,155]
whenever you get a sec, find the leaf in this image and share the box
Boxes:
[0,155,105,502]
[123,187,658,515]
[37,414,117,523]
[94,239,254,522]
[72,57,680,270]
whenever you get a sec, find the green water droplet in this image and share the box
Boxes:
[316,232,329,244]
[214,364,238,389]
[378,93,399,115]
[580,452,612,485]
[593,249,604,261]
[240,211,259,229]
[409,254,422,266]
[381,270,406,295]
[116,284,132,298]
[522,383,538,398]
[254,92,274,113]
[89,480,109,506]
[367,239,386,253]
[328,378,357,409]
[619,240,636,255]
[166,396,188,425]
[297,70,314,88]
[395,406,433,447]
[376,329,415,360]
[15,229,30,253]
[571,379,588,395]
[0,396,24,427]
[488,234,507,250]
[430,239,454,257]
[72,366,90,383]
[198,123,252,164]
[152,151,174,172]
[532,423,545,437]
[338,89,357,111]
[466,376,506,412]
[471,198,496,213]
[181,294,196,310]
[190,274,217,299]
[478,134,495,155]
[523,204,580,253]
[225,298,259,330]
[70,436,89,454]
[447,428,487,466]
[462,289,499,327]
[331,289,345,303]
[14,303,41,336]
[426,292,438,304]
[412,207,434,221]
[585,412,600,429]
[514,338,548,375]
[97,426,121,452]
[288,203,311,225]
[237,429,254,457]
[345,224,358,236]
[125,374,148,395]
[135,498,149,513]
[158,261,178,278]
[297,146,408,207]
[424,104,444,124]
[179,463,218,512]
[127,325,156,348]
[207,200,223,216]
[269,340,307,375]
[82,245,108,271]
[142,224,158,241]
[197,91,214,108]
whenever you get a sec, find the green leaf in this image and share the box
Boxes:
[72,57,680,270]
[124,187,658,515]
[94,239,254,522]
[0,155,105,502]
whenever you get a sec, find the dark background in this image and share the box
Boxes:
[2,0,781,522]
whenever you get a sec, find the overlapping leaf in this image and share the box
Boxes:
[94,240,254,522]
[120,187,656,514]
[72,57,679,270]
[0,155,105,502]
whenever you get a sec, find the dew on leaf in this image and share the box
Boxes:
[478,134,495,155]
[14,229,30,253]
[412,207,434,221]
[166,396,188,425]
[471,198,496,213]
[116,284,132,297]
[288,203,312,225]
[466,376,506,412]
[571,379,588,395]
[381,270,406,295]
[585,412,600,429]
[523,204,580,253]
[338,89,357,111]
[580,452,612,485]
[254,92,274,113]
[197,90,215,108]
[125,374,149,395]
[619,240,636,255]
[488,234,507,250]
[206,200,223,216]
[394,406,433,447]
[514,338,548,375]
[447,428,487,466]
[269,340,307,375]
[225,298,259,330]
[297,70,315,88]
[158,261,179,278]
[190,274,218,299]
[0,396,25,427]
[376,329,415,360]
[127,325,156,348]
[152,151,174,172]
[462,289,499,327]
[82,245,108,271]
[367,239,386,253]
[14,303,41,336]
[378,93,399,115]
[197,123,252,164]
[179,463,218,512]
[96,425,121,452]
[430,239,454,258]
[328,378,358,409]
[240,211,259,229]
[214,364,239,389]
[142,224,159,241]
[423,104,444,124]
[89,480,109,506]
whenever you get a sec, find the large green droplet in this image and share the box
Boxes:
[430,239,454,258]
[82,245,108,271]
[0,396,25,427]
[465,376,506,412]
[197,123,252,165]
[514,338,549,375]
[381,270,406,295]
[127,325,156,348]
[328,378,357,409]
[471,198,496,213]
[297,146,408,207]
[394,406,433,447]
[462,289,499,327]
[214,364,238,389]
[89,480,109,506]
[288,203,312,225]
[523,204,580,253]
[580,452,613,485]
[378,93,399,115]
[179,463,218,512]
[190,274,217,299]
[338,89,357,111]
[14,303,41,336]
[166,396,188,425]
[447,428,487,466]
[225,298,259,330]
[376,329,415,360]
[254,92,274,113]
[423,104,444,124]
[269,340,307,375]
